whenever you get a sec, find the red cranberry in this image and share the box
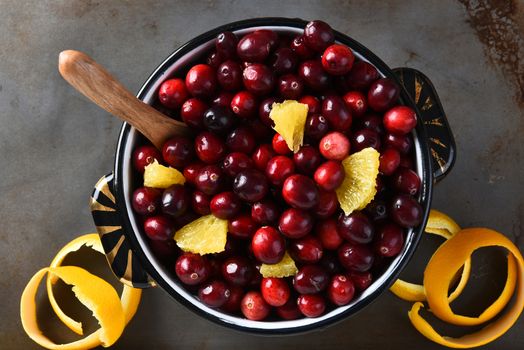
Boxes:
[314,189,339,219]
[230,91,257,118]
[258,97,278,127]
[181,98,208,129]
[132,187,161,215]
[368,78,400,112]
[314,160,345,191]
[261,277,290,307]
[304,20,334,52]
[351,129,381,152]
[216,31,238,60]
[290,35,314,59]
[217,60,243,91]
[251,200,280,225]
[212,92,234,109]
[384,106,417,135]
[347,61,380,90]
[206,51,223,69]
[226,127,256,154]
[298,294,326,318]
[222,152,254,177]
[198,280,230,308]
[279,208,313,239]
[203,107,235,135]
[399,155,413,169]
[191,191,211,215]
[338,211,374,244]
[276,298,302,320]
[233,170,269,203]
[305,114,329,140]
[320,252,343,275]
[293,145,322,175]
[210,191,241,219]
[293,265,329,294]
[316,218,343,250]
[175,253,210,285]
[384,133,412,154]
[322,95,352,132]
[374,222,405,257]
[299,60,331,91]
[243,64,274,96]
[348,271,373,291]
[319,132,350,160]
[254,29,279,50]
[221,286,244,313]
[221,256,254,286]
[228,214,257,239]
[299,95,321,114]
[338,242,374,272]
[379,148,401,175]
[290,235,323,263]
[162,136,194,168]
[266,155,295,186]
[328,274,355,306]
[343,91,367,117]
[277,74,304,100]
[195,131,226,164]
[390,194,423,228]
[158,78,188,109]
[270,47,298,74]
[249,267,263,288]
[365,199,388,221]
[282,174,320,210]
[252,144,276,171]
[358,113,384,135]
[237,32,272,63]
[186,64,217,98]
[144,215,174,241]
[241,291,270,321]
[251,226,285,264]
[272,133,292,155]
[149,239,179,263]
[161,185,190,217]
[133,145,161,173]
[392,168,421,195]
[322,44,354,75]
[195,165,223,195]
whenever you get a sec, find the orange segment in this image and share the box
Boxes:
[260,252,298,278]
[269,100,308,152]
[143,160,185,188]
[174,214,228,255]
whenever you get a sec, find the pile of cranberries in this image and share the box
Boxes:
[131,20,423,321]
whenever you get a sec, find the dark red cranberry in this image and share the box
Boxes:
[251,226,285,264]
[358,113,384,134]
[132,187,161,215]
[298,294,325,318]
[195,165,223,195]
[216,31,238,60]
[181,98,207,128]
[322,44,354,75]
[320,131,350,160]
[376,176,386,194]
[346,61,380,90]
[161,185,190,217]
[338,212,374,244]
[144,215,174,241]
[299,60,331,91]
[237,32,272,63]
[261,277,290,307]
[290,235,323,263]
[175,211,198,228]
[249,267,263,288]
[299,95,321,114]
[252,144,276,171]
[270,47,298,74]
[222,152,254,177]
[266,156,295,186]
[258,97,278,127]
[133,145,161,173]
[241,291,270,320]
[228,214,257,239]
[290,35,314,59]
[149,239,178,263]
[379,148,401,175]
[206,51,223,69]
[384,106,417,135]
[221,286,244,313]
[293,265,329,294]
[282,174,320,210]
[305,114,329,140]
[158,78,188,109]
[276,298,302,320]
[384,133,412,154]
[191,190,211,215]
[216,60,243,92]
[348,271,373,291]
[212,92,234,109]
[316,218,343,250]
[198,280,230,308]
[279,208,313,239]
[351,129,381,152]
[254,29,279,50]
[368,78,400,112]
[293,145,322,175]
[365,200,388,221]
[328,274,355,306]
[277,74,304,100]
[304,20,334,52]
[272,133,291,155]
[243,64,274,96]
[390,194,423,228]
[314,160,345,191]
[210,191,241,219]
[175,253,210,285]
[162,136,194,168]
[343,91,367,117]
[392,168,421,195]
[374,222,405,257]
[322,95,352,132]
[195,131,226,164]
[247,117,274,142]
[203,107,235,135]
[221,256,254,286]
[233,170,269,203]
[230,91,257,118]
[314,189,339,219]
[183,162,205,186]
[338,243,374,272]
[186,64,217,98]
[319,252,343,275]
[226,127,256,154]
[399,155,413,169]
[251,200,280,225]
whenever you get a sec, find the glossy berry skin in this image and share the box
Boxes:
[252,144,276,171]
[231,91,257,118]
[195,131,226,164]
[191,191,211,215]
[161,185,190,218]
[195,165,223,196]
[347,61,380,90]
[293,145,322,175]
[304,20,334,52]
[314,189,339,219]
[198,280,231,308]
[298,294,326,318]
[158,78,189,109]
[316,218,343,250]
[203,107,236,135]
[319,252,343,275]
[365,199,388,221]
[299,60,331,91]
[233,170,269,203]
[181,98,208,129]
[293,265,329,294]
[337,212,375,244]
[348,271,373,291]
[221,286,244,313]
[276,298,302,320]
[290,235,323,264]
[358,113,384,135]
[328,274,355,306]
[222,152,254,177]
[367,78,400,112]
[206,51,222,69]
[210,192,241,219]
[132,187,161,215]
[261,277,290,307]
[282,174,320,210]
[379,148,401,176]
[383,106,417,135]
[251,226,285,264]
[305,114,329,140]
[266,156,295,186]
[384,133,412,154]
[314,160,345,191]
[186,64,217,98]
[299,95,321,114]
[175,253,210,285]
[351,129,381,152]
[241,291,270,321]
[319,132,350,160]
[228,214,257,239]
[374,222,405,257]
[212,92,234,109]
[221,257,254,286]
[270,47,298,75]
[217,60,243,91]
[279,208,313,239]
[215,31,238,59]
[258,97,278,127]
[133,145,161,173]
[226,127,256,154]
[162,136,194,168]
[322,44,354,75]
[322,95,352,132]
[251,200,280,225]
[338,243,375,272]
[390,194,423,228]
[237,32,272,63]
[392,168,421,195]
[272,133,292,155]
[144,215,174,241]
[290,35,314,59]
[243,64,275,96]
[277,74,304,100]
[343,91,367,117]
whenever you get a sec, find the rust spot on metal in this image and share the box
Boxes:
[431,148,446,173]
[430,138,447,148]
[414,75,423,104]
[424,117,443,126]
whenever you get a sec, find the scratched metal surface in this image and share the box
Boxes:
[0,0,523,349]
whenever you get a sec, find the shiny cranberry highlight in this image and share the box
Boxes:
[282,174,320,210]
[251,226,285,264]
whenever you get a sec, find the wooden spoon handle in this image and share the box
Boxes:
[58,50,188,149]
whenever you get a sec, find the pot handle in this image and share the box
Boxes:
[393,67,456,182]
[90,173,156,288]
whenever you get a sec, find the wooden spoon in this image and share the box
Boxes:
[58,50,189,149]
